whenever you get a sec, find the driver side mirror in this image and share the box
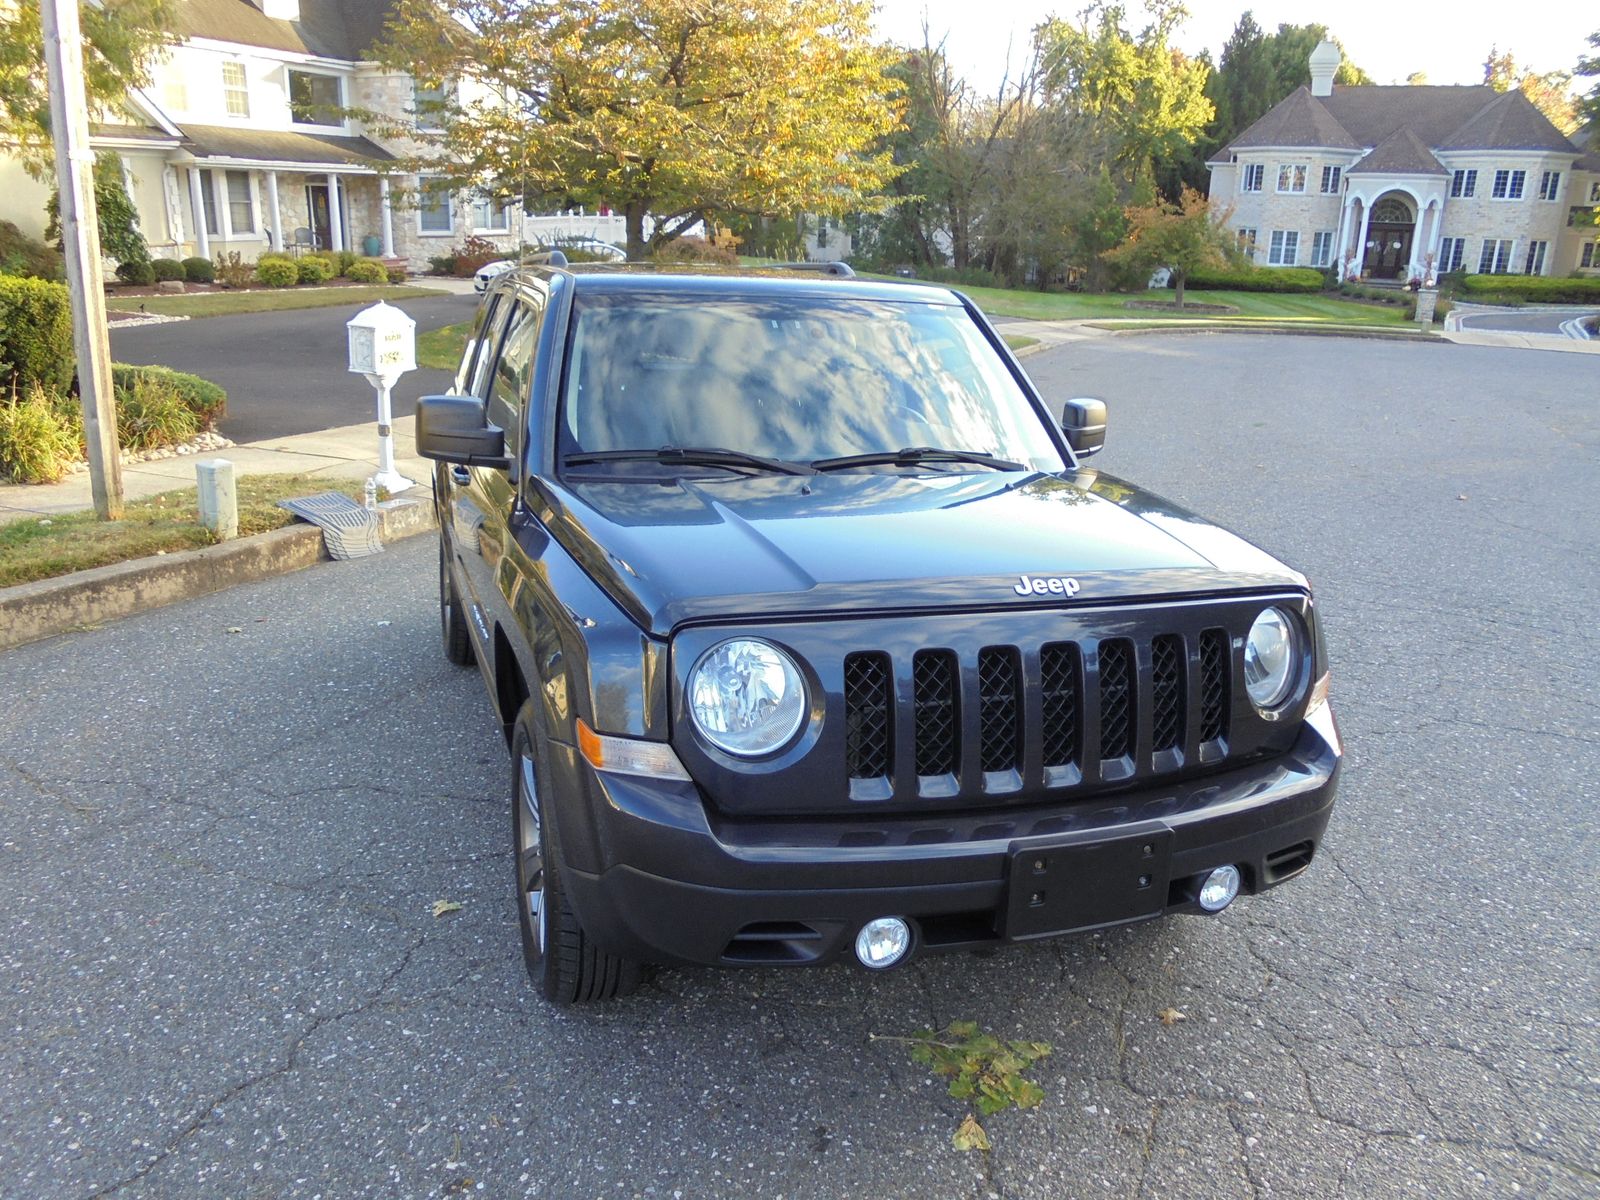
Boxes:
[415,394,511,469]
[1061,398,1107,458]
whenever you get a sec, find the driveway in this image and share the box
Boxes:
[1454,307,1599,338]
[109,292,479,443]
[2,335,1595,1198]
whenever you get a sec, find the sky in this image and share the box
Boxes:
[870,0,1595,90]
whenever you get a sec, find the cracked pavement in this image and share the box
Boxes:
[1,334,1596,1198]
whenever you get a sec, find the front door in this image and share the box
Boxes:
[1364,225,1414,279]
[305,183,331,250]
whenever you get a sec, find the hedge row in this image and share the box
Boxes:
[0,275,74,393]
[1455,274,1600,303]
[1182,266,1325,293]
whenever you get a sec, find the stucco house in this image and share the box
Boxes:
[1206,42,1600,283]
[0,0,629,268]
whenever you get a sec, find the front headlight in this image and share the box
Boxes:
[1244,607,1299,710]
[689,639,807,756]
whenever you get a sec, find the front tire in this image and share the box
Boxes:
[512,710,643,1004]
[439,537,473,666]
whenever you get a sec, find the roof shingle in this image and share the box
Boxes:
[1347,127,1447,176]
[171,0,396,61]
[179,124,396,167]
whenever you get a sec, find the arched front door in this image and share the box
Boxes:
[1362,195,1415,279]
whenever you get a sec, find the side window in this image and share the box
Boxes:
[454,295,499,394]
[467,298,514,402]
[488,298,543,453]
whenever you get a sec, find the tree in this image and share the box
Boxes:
[372,0,905,259]
[1580,32,1600,146]
[1483,44,1578,132]
[0,0,173,177]
[46,152,148,265]
[1035,1,1213,185]
[1103,185,1233,307]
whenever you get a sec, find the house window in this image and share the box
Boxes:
[412,78,449,130]
[1241,164,1264,192]
[1537,171,1561,201]
[288,70,341,126]
[222,62,249,118]
[1523,240,1548,275]
[225,170,254,234]
[1268,230,1299,265]
[193,169,221,237]
[1437,237,1465,273]
[1450,169,1476,198]
[1490,169,1525,200]
[1478,239,1514,273]
[1311,230,1334,266]
[1236,227,1257,258]
[418,176,453,234]
[1319,165,1341,194]
[1591,182,1600,203]
[1276,164,1307,194]
[472,195,509,232]
[1582,242,1596,269]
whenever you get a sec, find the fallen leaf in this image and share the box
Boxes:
[1457,494,1468,501]
[224,626,242,634]
[431,899,463,918]
[952,1114,991,1152]
[1157,1007,1187,1026]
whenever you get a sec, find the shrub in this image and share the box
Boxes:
[182,256,215,283]
[1455,274,1600,304]
[452,236,503,276]
[0,275,74,394]
[386,264,408,284]
[427,253,458,275]
[345,258,388,283]
[296,256,333,283]
[0,385,80,483]
[213,251,253,288]
[115,260,156,286]
[1337,283,1408,305]
[912,264,1004,289]
[115,370,199,452]
[0,220,64,280]
[151,259,185,282]
[1183,266,1323,293]
[651,236,739,266]
[111,364,226,428]
[334,249,358,275]
[255,257,299,287]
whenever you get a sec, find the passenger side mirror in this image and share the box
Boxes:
[1061,398,1107,459]
[415,394,511,469]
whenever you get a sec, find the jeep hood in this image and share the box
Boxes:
[541,469,1306,636]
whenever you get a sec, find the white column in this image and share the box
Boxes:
[379,175,394,257]
[163,165,185,245]
[187,166,210,258]
[327,172,343,252]
[266,170,283,253]
[1332,193,1351,270]
[1425,201,1444,278]
[1352,201,1372,279]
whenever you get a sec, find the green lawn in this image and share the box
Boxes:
[0,473,363,588]
[106,284,448,319]
[417,321,471,371]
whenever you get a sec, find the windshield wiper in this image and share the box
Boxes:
[809,446,1026,472]
[563,446,814,476]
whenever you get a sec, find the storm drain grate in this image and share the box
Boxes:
[277,492,383,560]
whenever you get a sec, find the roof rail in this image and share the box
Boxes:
[524,249,569,268]
[770,261,854,278]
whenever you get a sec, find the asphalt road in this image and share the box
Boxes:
[3,334,1596,1198]
[109,293,478,443]
[1456,308,1599,337]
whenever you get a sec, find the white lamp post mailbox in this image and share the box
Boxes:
[347,301,417,494]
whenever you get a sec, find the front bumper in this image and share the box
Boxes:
[553,704,1341,968]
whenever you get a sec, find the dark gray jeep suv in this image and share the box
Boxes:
[416,262,1341,1004]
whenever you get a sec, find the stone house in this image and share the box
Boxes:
[0,0,541,269]
[1206,42,1600,282]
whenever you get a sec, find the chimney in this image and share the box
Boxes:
[253,0,301,21]
[1309,41,1340,98]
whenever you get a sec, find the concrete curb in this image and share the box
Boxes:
[1092,323,1444,344]
[0,499,436,653]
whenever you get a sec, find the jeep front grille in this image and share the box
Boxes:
[844,629,1236,799]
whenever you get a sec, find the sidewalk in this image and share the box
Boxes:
[0,417,434,524]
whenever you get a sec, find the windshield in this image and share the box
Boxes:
[557,294,1066,473]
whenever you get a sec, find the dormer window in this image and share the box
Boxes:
[222,62,249,118]
[288,70,341,126]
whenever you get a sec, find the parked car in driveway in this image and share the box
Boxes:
[473,259,516,293]
[415,262,1342,1004]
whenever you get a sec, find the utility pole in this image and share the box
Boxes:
[42,0,123,519]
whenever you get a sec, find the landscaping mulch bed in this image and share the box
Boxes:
[1123,300,1240,314]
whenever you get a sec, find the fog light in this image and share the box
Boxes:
[854,917,912,969]
[1198,865,1242,913]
